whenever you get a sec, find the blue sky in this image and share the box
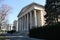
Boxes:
[0,0,46,24]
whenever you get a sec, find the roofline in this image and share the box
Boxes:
[17,2,45,17]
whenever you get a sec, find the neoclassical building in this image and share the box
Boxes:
[17,3,45,33]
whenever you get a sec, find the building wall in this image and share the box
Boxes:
[18,6,34,19]
[18,4,45,34]
[13,20,18,32]
[36,10,41,27]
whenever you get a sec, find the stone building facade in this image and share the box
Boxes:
[17,3,45,34]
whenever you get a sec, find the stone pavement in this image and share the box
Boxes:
[5,36,45,40]
[1,32,45,40]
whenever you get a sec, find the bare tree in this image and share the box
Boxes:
[0,4,11,30]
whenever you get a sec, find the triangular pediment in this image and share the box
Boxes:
[18,2,44,17]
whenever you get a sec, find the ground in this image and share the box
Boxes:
[0,32,45,40]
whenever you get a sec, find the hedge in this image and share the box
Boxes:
[7,30,16,34]
[29,22,60,39]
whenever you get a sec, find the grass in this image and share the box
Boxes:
[0,38,9,40]
[0,36,10,40]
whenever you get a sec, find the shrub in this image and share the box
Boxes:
[29,22,60,39]
[7,30,16,34]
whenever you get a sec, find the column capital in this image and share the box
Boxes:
[33,9,36,10]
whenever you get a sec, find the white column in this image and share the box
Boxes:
[23,16,25,31]
[40,10,44,26]
[22,17,24,31]
[20,19,21,31]
[24,15,25,31]
[19,18,21,32]
[24,15,26,31]
[16,21,18,32]
[30,11,32,29]
[18,19,20,32]
[23,16,24,32]
[21,18,23,31]
[20,18,22,31]
[27,13,29,32]
[34,9,37,27]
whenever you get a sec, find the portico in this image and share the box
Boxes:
[18,3,45,34]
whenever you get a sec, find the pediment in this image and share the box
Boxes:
[18,2,44,17]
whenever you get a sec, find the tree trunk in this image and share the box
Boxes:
[56,17,58,22]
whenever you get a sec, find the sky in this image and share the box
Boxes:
[0,0,46,24]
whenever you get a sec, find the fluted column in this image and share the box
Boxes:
[18,19,20,32]
[22,16,24,31]
[20,18,22,31]
[20,18,21,31]
[40,10,44,26]
[25,15,27,31]
[23,17,24,31]
[27,13,29,32]
[34,9,37,27]
[30,11,32,29]
[21,17,23,31]
[24,15,25,31]
[23,16,24,31]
